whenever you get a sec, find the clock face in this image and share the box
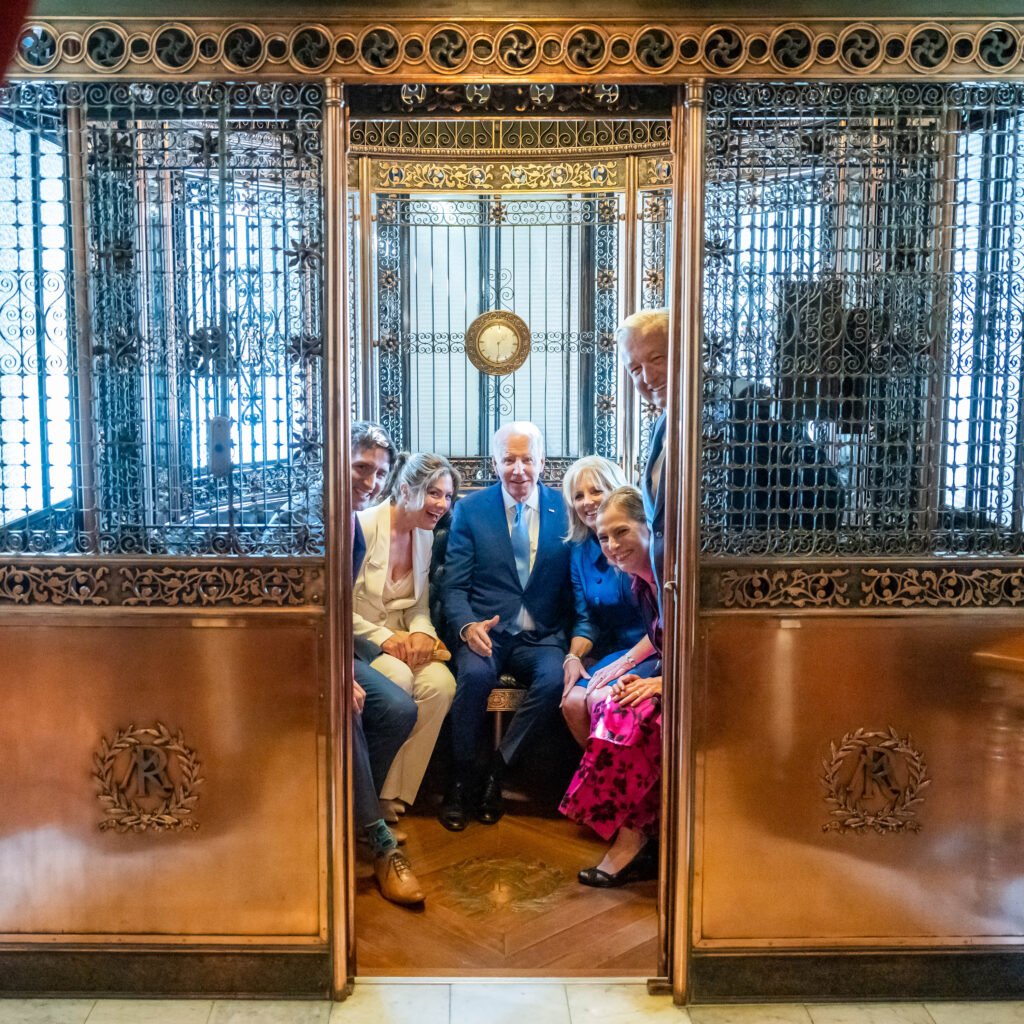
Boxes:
[465,311,531,375]
[479,323,519,364]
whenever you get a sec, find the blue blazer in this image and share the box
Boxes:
[442,481,572,644]
[570,535,647,660]
[643,412,666,592]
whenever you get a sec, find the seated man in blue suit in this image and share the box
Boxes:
[440,421,572,830]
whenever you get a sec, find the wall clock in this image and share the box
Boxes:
[465,310,531,375]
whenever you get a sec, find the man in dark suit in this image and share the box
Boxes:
[439,421,572,830]
[617,309,669,590]
[349,421,422,903]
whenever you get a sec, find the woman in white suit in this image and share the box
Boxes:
[354,452,459,815]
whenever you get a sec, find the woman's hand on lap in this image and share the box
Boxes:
[609,674,662,707]
[406,631,435,670]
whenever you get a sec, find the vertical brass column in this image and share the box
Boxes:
[323,78,356,1000]
[660,79,704,1005]
[620,156,639,481]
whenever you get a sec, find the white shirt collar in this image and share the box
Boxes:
[501,485,540,512]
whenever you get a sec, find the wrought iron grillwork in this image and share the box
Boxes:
[0,80,324,556]
[703,81,1024,558]
[637,187,672,474]
[371,191,622,483]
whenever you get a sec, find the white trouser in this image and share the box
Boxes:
[370,652,455,805]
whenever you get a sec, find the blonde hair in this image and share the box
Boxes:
[562,456,630,544]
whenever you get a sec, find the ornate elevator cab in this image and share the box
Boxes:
[2,6,1024,1004]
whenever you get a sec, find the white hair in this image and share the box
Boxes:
[491,421,545,462]
[615,308,669,352]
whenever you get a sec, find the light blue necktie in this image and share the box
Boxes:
[511,502,531,590]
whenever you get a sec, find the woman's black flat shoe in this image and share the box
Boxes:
[578,845,657,888]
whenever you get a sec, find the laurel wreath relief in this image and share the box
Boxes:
[821,727,930,834]
[93,723,203,833]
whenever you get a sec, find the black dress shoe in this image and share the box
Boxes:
[476,771,505,825]
[438,780,469,832]
[578,844,657,888]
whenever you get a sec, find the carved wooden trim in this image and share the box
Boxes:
[13,18,1024,81]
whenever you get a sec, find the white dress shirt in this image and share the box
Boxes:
[501,485,540,632]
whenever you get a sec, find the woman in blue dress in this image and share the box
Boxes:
[560,457,659,746]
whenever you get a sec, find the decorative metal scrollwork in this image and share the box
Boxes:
[120,565,307,606]
[861,568,1024,609]
[497,26,539,72]
[222,26,264,71]
[702,26,744,70]
[564,26,607,72]
[427,26,470,73]
[0,565,109,606]
[719,568,851,609]
[771,25,814,72]
[908,26,950,71]
[977,23,1019,70]
[84,25,128,71]
[358,26,400,71]
[14,17,1024,79]
[153,25,196,71]
[633,26,675,72]
[705,565,1024,610]
[838,24,883,72]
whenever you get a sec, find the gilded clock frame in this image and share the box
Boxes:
[464,309,532,376]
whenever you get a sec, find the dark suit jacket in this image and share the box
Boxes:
[442,481,571,645]
[642,413,666,591]
[352,516,381,664]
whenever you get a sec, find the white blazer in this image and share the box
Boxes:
[353,500,437,648]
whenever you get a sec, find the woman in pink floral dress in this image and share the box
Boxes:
[560,486,663,887]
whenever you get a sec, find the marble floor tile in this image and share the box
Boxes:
[566,983,690,1022]
[86,1001,213,1024]
[925,1003,1024,1024]
[0,1000,95,1024]
[688,1005,813,1024]
[450,983,572,1024]
[329,984,449,1024]
[806,1005,934,1024]
[208,1001,332,1024]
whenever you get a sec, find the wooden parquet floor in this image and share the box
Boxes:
[354,805,658,977]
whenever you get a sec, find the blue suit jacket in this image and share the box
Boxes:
[442,481,572,645]
[570,535,647,660]
[643,413,666,592]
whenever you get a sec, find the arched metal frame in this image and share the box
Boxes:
[8,9,1024,1008]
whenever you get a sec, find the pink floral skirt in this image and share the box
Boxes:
[559,694,662,841]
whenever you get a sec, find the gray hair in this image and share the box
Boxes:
[615,308,669,353]
[351,420,396,465]
[383,452,461,510]
[491,421,544,462]
[562,455,630,544]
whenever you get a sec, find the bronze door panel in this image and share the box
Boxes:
[0,618,326,943]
